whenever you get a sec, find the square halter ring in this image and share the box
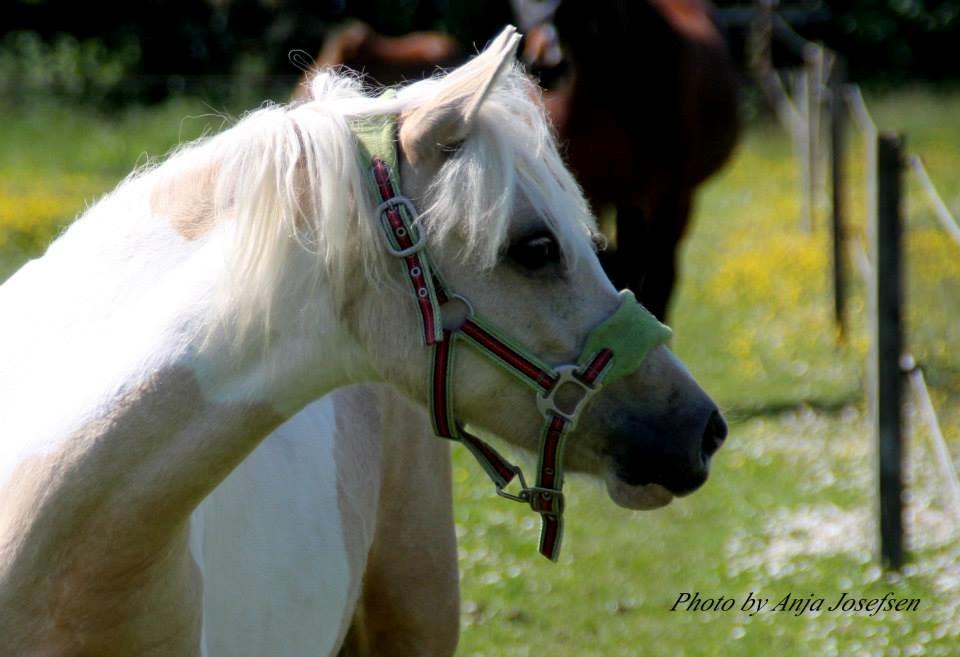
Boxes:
[535,364,603,429]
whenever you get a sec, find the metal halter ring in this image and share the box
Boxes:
[495,463,530,503]
[376,196,427,257]
[440,294,476,332]
[536,364,602,428]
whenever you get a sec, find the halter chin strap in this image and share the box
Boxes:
[353,112,671,561]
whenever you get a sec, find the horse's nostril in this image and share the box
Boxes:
[701,410,727,459]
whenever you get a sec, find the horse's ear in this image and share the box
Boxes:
[399,26,521,166]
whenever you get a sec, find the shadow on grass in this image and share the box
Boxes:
[723,393,864,424]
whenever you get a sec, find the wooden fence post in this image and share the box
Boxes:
[874,132,905,570]
[829,60,846,339]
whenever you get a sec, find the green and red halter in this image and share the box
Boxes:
[354,112,672,561]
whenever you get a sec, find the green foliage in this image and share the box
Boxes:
[6,0,960,110]
[837,0,960,39]
[0,31,139,104]
[832,0,960,79]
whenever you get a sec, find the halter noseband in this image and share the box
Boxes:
[354,112,671,561]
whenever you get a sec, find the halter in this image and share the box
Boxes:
[353,112,672,561]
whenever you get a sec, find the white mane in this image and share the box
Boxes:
[119,65,597,343]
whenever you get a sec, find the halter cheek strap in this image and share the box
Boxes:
[353,112,672,561]
[355,114,444,345]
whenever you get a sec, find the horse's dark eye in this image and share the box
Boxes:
[508,233,562,270]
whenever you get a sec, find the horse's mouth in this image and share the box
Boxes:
[604,472,675,510]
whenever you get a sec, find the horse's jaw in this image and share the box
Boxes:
[603,474,675,510]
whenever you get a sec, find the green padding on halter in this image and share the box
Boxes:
[352,93,400,173]
[578,290,672,387]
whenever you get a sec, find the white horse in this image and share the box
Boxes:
[0,28,725,657]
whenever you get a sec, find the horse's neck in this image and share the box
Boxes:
[0,168,371,650]
[1,176,357,427]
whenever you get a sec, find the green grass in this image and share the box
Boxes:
[1,88,958,656]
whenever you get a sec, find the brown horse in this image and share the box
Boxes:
[532,0,740,319]
[299,0,739,320]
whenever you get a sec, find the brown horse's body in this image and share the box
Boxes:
[544,0,740,319]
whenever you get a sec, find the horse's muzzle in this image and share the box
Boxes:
[607,403,727,500]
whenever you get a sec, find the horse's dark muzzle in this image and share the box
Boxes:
[610,405,727,496]
[701,409,727,461]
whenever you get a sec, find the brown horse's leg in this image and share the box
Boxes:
[613,202,652,311]
[343,392,460,657]
[616,192,692,322]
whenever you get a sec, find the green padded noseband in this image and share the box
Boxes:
[579,289,672,386]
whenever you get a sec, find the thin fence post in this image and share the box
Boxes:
[794,66,813,232]
[846,84,879,418]
[829,59,846,339]
[806,43,825,232]
[874,132,906,570]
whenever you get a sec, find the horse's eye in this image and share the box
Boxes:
[508,232,562,270]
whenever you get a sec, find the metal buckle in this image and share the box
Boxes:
[496,464,530,503]
[536,364,602,428]
[376,196,426,257]
[527,486,565,516]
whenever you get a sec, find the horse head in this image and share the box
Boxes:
[334,28,726,524]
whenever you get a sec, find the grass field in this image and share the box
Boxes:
[1,87,958,656]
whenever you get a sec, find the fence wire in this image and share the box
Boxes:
[907,155,960,249]
[903,356,960,530]
[844,85,876,136]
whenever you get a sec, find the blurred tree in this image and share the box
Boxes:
[715,0,960,81]
[829,0,960,80]
[3,0,959,105]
